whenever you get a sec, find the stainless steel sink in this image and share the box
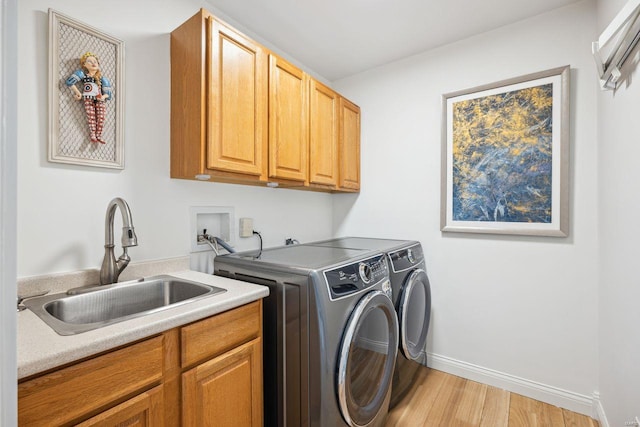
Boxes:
[23,275,226,335]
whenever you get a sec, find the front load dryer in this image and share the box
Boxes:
[308,237,432,408]
[214,244,399,426]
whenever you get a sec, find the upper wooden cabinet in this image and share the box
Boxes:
[339,97,361,191]
[171,9,360,192]
[268,55,309,184]
[309,79,339,188]
[171,9,268,183]
[208,19,268,178]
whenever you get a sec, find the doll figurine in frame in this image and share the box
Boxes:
[65,51,112,144]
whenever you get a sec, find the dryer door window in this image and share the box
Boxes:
[398,269,431,361]
[337,290,399,427]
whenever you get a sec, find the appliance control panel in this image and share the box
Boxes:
[389,244,424,272]
[324,254,389,300]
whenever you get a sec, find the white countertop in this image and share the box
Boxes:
[17,270,269,379]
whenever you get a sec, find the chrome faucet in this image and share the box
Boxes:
[100,197,138,285]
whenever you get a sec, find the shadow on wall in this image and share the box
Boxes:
[332,193,359,235]
[616,45,640,90]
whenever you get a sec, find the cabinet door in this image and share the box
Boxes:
[75,385,164,427]
[269,55,308,183]
[309,79,339,187]
[339,97,361,191]
[183,338,263,427]
[207,18,268,178]
[18,336,164,426]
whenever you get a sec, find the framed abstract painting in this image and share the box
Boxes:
[441,66,570,237]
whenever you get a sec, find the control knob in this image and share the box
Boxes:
[359,263,372,283]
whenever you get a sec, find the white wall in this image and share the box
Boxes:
[334,0,600,412]
[2,0,18,424]
[18,0,637,423]
[17,0,333,278]
[596,1,640,426]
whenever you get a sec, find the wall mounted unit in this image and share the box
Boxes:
[189,206,235,253]
[592,0,640,90]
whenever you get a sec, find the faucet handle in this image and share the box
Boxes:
[115,247,132,277]
[197,229,214,244]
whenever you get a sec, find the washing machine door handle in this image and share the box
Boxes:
[398,268,431,362]
[336,290,399,427]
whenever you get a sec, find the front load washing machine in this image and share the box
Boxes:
[308,237,432,408]
[214,244,399,427]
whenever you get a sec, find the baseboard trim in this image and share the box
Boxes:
[426,352,595,417]
[592,392,610,427]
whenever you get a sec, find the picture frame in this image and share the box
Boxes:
[441,66,570,237]
[48,9,125,169]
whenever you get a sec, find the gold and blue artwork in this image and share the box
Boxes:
[451,83,553,223]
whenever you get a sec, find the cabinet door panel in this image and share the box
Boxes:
[75,385,164,427]
[181,300,261,369]
[269,55,308,183]
[183,338,263,427]
[309,80,338,187]
[208,19,267,177]
[339,98,361,191]
[18,336,163,426]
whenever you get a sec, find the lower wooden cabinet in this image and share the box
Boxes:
[18,300,263,426]
[75,385,164,427]
[183,338,262,427]
[18,336,164,426]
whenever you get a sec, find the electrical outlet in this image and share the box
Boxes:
[239,218,253,238]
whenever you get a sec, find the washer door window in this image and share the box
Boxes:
[398,269,431,361]
[337,290,399,426]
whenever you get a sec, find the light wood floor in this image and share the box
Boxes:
[386,367,599,426]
